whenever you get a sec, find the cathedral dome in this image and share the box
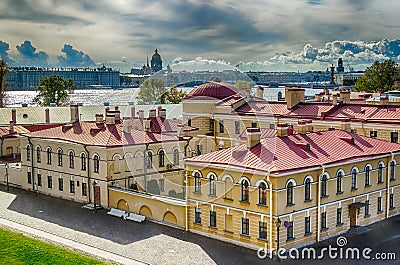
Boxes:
[152,49,161,59]
[185,79,239,100]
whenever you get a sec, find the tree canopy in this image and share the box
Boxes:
[0,60,9,108]
[137,78,167,105]
[33,75,76,106]
[354,60,400,93]
[166,85,187,104]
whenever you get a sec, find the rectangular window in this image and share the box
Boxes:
[82,183,87,196]
[304,216,311,235]
[27,172,32,184]
[370,131,377,138]
[287,221,294,240]
[259,221,267,239]
[251,122,258,128]
[377,196,382,212]
[187,118,191,127]
[235,120,240,135]
[219,120,224,133]
[58,178,63,191]
[197,145,203,155]
[390,193,394,209]
[47,175,52,189]
[70,180,75,194]
[321,212,327,230]
[241,218,249,236]
[337,208,342,225]
[159,179,165,192]
[194,207,201,224]
[364,200,370,216]
[351,129,357,134]
[269,123,275,129]
[209,211,216,228]
[391,132,398,143]
[37,174,42,187]
[210,119,214,132]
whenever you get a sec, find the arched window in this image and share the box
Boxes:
[46,147,52,164]
[223,175,233,199]
[390,161,396,181]
[377,162,384,183]
[194,172,201,193]
[258,182,267,205]
[336,170,343,193]
[93,154,99,173]
[241,179,249,202]
[209,174,216,196]
[287,181,294,206]
[365,165,371,186]
[158,150,165,167]
[68,151,74,169]
[351,168,358,190]
[36,146,41,163]
[57,149,63,166]
[80,153,86,171]
[304,177,311,201]
[146,151,152,169]
[321,174,328,197]
[26,145,31,161]
[173,149,179,165]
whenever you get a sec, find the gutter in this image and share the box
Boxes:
[28,137,34,191]
[316,165,324,243]
[83,145,90,204]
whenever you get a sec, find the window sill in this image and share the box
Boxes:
[377,181,384,184]
[286,237,295,242]
[240,233,250,238]
[286,203,295,207]
[304,232,313,236]
[364,214,371,218]
[193,222,202,226]
[256,203,267,207]
[208,226,217,229]
[258,237,268,241]
[193,191,202,195]
[320,227,328,231]
[390,178,396,182]
[336,222,344,227]
[304,199,313,203]
[377,210,383,214]
[224,229,234,233]
[223,197,233,201]
[336,191,343,195]
[320,195,329,199]
[239,200,250,204]
[208,194,217,197]
[364,184,371,187]
[389,207,396,211]
[351,188,358,191]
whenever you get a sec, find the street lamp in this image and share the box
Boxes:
[275,217,282,261]
[93,180,98,213]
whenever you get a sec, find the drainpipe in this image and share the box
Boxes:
[184,137,192,158]
[28,137,35,191]
[386,152,394,219]
[0,138,3,157]
[266,174,273,252]
[144,143,150,192]
[84,145,90,204]
[316,165,324,243]
[185,170,189,231]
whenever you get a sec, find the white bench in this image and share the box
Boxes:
[107,208,125,218]
[125,213,146,223]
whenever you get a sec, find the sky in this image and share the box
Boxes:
[0,0,400,72]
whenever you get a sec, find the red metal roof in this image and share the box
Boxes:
[287,103,335,118]
[186,130,400,174]
[235,101,289,116]
[24,121,181,147]
[185,81,239,100]
[238,128,277,140]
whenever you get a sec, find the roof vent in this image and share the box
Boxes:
[339,136,355,144]
[295,142,310,151]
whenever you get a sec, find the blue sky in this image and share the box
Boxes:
[0,0,399,72]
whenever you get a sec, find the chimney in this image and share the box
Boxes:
[305,120,313,133]
[70,104,79,123]
[149,109,156,118]
[131,106,136,119]
[144,119,151,131]
[115,106,119,111]
[108,110,121,122]
[277,123,288,137]
[105,107,110,116]
[285,86,305,109]
[332,94,338,105]
[247,127,261,148]
[341,119,351,132]
[379,95,389,105]
[287,125,294,135]
[257,86,264,99]
[339,90,351,104]
[298,120,306,134]
[160,108,167,119]
[45,108,50,123]
[157,106,162,117]
[95,114,104,124]
[11,109,16,124]
[138,109,144,118]
[9,120,14,133]
[123,117,132,133]
[315,93,322,101]
[105,114,116,125]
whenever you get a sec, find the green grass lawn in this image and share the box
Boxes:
[0,227,108,265]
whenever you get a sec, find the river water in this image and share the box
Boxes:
[6,87,323,107]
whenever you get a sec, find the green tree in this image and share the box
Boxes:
[137,78,167,105]
[235,80,253,95]
[166,85,187,104]
[354,60,400,93]
[0,60,9,108]
[33,75,76,106]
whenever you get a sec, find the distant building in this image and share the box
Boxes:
[6,66,120,90]
[150,49,162,73]
[337,58,345,73]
